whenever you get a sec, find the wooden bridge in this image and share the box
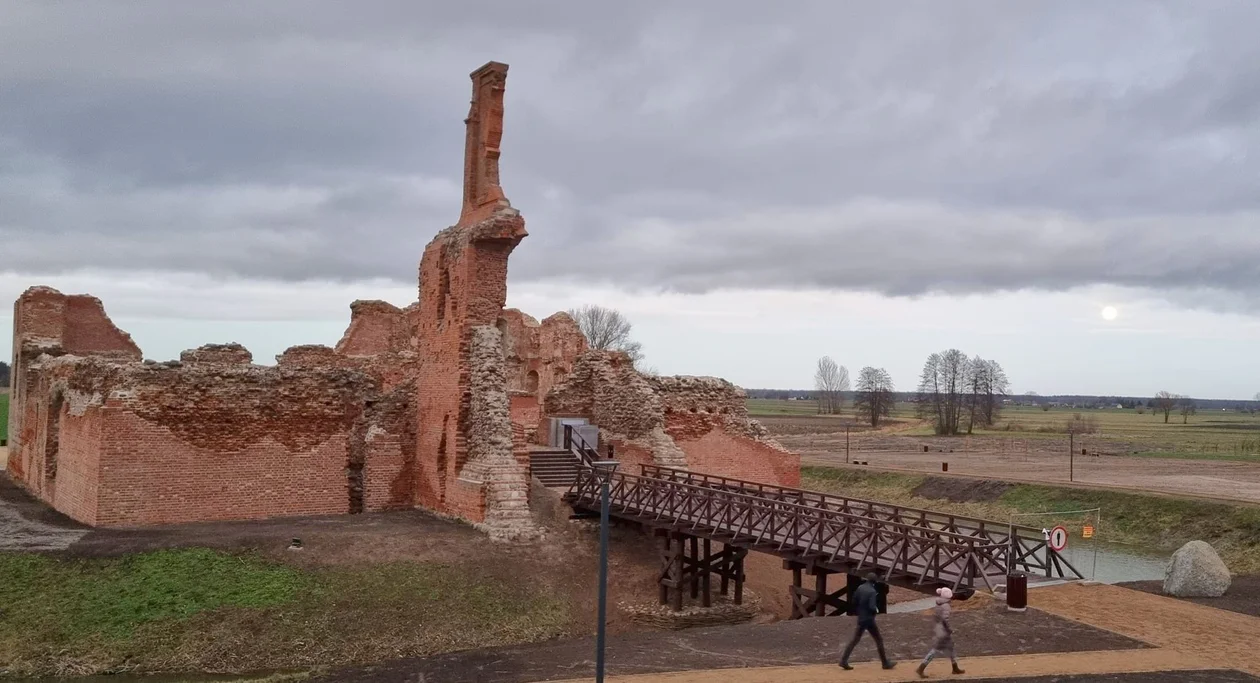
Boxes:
[561,436,1082,619]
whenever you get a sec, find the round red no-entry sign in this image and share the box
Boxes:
[1048,525,1069,552]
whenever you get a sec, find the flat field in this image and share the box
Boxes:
[750,399,1260,503]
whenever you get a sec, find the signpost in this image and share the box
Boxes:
[1048,525,1068,552]
[1082,524,1094,539]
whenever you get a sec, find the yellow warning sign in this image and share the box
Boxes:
[1082,525,1095,539]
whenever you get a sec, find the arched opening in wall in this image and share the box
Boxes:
[553,366,568,384]
[45,392,64,482]
[525,370,539,394]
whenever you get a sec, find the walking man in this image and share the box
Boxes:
[916,587,965,677]
[839,572,896,670]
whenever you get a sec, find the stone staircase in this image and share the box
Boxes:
[529,448,581,488]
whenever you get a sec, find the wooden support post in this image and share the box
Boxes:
[814,570,828,617]
[702,539,712,608]
[671,533,684,612]
[734,549,745,605]
[789,561,805,619]
[658,532,671,605]
[690,536,700,599]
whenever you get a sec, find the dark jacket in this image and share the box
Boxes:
[853,581,879,621]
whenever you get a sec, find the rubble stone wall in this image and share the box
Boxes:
[541,351,800,485]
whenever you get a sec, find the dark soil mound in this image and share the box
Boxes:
[912,476,1012,503]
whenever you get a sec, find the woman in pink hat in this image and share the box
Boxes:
[916,587,965,677]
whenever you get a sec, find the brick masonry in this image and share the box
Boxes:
[4,61,799,532]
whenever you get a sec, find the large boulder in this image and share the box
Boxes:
[1163,540,1231,597]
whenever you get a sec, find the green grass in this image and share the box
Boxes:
[1,548,304,642]
[0,548,571,677]
[1,391,8,443]
[746,398,824,416]
[802,465,1260,574]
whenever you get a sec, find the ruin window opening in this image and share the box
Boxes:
[45,392,64,482]
[436,258,451,324]
[525,370,539,394]
[553,366,568,383]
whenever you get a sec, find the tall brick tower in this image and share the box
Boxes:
[412,62,535,541]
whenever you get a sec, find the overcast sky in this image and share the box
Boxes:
[2,1,1259,399]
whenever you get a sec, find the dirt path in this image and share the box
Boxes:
[539,649,1220,682]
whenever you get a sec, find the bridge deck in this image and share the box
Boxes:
[564,464,1080,594]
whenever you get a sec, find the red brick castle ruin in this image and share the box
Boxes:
[5,62,799,538]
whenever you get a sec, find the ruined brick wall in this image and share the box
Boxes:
[498,309,585,444]
[278,343,416,513]
[413,211,525,517]
[8,286,141,482]
[335,300,410,358]
[52,351,387,525]
[650,376,800,486]
[541,351,800,485]
[7,320,413,526]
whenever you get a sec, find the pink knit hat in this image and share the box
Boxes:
[936,587,954,599]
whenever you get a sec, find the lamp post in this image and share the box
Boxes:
[594,464,615,683]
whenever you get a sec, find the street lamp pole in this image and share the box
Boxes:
[596,478,610,683]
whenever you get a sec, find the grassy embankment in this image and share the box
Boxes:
[748,398,1260,462]
[0,548,569,678]
[801,465,1260,574]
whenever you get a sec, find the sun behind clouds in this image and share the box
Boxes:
[1101,305,1119,321]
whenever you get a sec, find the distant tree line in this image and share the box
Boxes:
[747,387,1260,416]
[0,360,9,387]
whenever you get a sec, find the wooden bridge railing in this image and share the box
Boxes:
[565,465,1063,593]
[637,465,1083,581]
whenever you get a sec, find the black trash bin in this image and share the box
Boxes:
[1006,572,1028,612]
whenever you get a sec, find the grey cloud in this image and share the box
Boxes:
[2,0,1259,307]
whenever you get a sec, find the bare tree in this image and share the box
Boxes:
[568,305,645,368]
[1153,391,1176,424]
[1179,396,1197,424]
[916,349,970,435]
[854,367,895,427]
[814,357,850,415]
[979,359,1010,427]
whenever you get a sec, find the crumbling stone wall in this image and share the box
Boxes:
[455,326,536,541]
[542,351,800,485]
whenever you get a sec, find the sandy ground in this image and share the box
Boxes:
[763,418,1260,503]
